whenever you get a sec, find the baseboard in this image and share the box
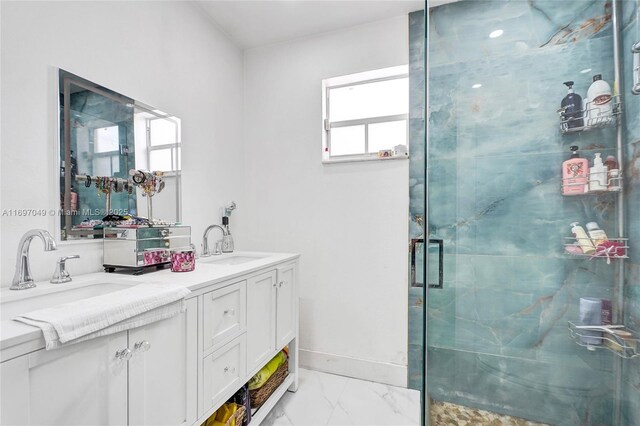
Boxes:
[299,349,408,388]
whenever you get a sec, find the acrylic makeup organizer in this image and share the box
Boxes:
[558,95,623,133]
[568,322,639,359]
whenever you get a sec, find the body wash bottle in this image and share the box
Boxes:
[571,222,596,255]
[589,153,608,192]
[561,81,584,129]
[586,222,608,246]
[562,146,589,195]
[585,74,612,125]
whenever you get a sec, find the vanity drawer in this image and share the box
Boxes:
[203,281,246,353]
[203,335,246,413]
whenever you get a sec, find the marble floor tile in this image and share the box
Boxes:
[261,368,349,426]
[261,368,420,426]
[326,378,421,426]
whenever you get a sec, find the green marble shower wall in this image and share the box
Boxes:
[408,1,639,424]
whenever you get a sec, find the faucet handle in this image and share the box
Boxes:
[214,240,223,255]
[51,255,80,284]
[59,255,80,263]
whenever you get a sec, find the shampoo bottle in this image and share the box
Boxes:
[589,153,608,192]
[561,81,584,128]
[571,222,596,254]
[586,74,612,125]
[562,146,589,195]
[586,222,608,246]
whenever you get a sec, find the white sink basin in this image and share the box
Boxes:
[1,281,135,321]
[199,255,266,266]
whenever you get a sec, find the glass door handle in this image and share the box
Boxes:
[410,238,444,289]
[633,41,640,95]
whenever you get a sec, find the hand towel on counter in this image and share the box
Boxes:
[13,282,190,350]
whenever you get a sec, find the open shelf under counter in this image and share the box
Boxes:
[249,373,296,425]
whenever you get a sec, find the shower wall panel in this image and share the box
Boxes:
[409,1,637,424]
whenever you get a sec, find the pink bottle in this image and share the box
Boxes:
[562,145,589,195]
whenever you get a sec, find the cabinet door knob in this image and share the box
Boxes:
[224,366,236,374]
[278,281,284,288]
[134,340,151,353]
[223,309,235,316]
[116,348,133,361]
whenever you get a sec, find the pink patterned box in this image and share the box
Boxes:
[171,248,195,272]
[143,248,170,266]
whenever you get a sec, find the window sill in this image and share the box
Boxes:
[322,155,409,165]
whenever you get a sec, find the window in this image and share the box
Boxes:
[92,126,121,176]
[322,66,409,162]
[147,116,181,173]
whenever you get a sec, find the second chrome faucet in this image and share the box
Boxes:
[202,223,234,256]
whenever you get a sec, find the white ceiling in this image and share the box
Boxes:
[195,0,453,50]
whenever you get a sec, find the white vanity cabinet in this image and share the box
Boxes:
[128,297,198,426]
[0,331,129,426]
[0,299,197,426]
[247,264,297,375]
[0,254,299,426]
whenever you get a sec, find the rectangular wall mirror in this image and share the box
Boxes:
[58,69,182,240]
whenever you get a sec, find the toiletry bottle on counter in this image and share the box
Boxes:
[571,222,596,254]
[561,81,584,128]
[585,74,612,126]
[562,146,589,195]
[586,222,608,246]
[589,153,608,192]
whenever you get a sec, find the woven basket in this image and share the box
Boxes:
[249,359,289,409]
[225,405,246,426]
[203,404,245,426]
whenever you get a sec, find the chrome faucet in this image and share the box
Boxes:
[202,224,227,257]
[11,229,57,290]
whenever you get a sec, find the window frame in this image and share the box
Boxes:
[146,116,181,175]
[322,65,409,163]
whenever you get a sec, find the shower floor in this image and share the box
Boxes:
[430,400,550,426]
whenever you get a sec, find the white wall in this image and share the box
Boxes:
[0,1,245,285]
[242,16,410,386]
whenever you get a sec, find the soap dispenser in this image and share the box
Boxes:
[589,153,608,192]
[585,74,612,125]
[562,146,589,195]
[561,81,584,129]
[221,216,234,253]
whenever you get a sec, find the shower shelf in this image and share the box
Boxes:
[558,95,622,134]
[561,171,623,195]
[568,321,639,359]
[564,237,629,261]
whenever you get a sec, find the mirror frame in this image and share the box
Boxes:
[57,69,182,241]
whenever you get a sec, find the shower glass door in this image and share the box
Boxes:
[411,1,640,425]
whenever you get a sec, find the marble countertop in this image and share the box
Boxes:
[0,251,299,361]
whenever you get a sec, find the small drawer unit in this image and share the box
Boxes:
[203,335,246,413]
[102,226,191,272]
[203,281,247,353]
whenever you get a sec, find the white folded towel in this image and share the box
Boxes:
[13,282,191,350]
